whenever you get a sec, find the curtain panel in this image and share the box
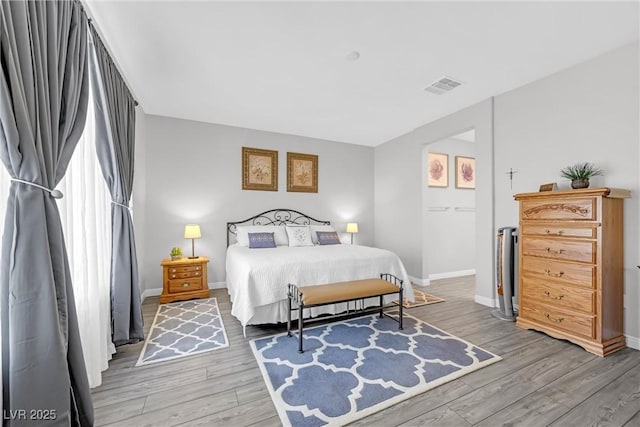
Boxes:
[0,1,93,425]
[88,27,143,346]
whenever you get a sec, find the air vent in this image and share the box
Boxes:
[424,76,463,95]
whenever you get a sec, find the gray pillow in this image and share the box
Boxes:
[316,231,341,245]
[248,232,277,248]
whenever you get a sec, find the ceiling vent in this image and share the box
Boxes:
[424,76,463,95]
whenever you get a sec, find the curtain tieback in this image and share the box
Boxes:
[111,200,130,209]
[11,179,63,199]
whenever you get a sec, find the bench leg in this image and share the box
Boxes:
[298,303,304,353]
[379,295,383,318]
[399,288,404,330]
[287,292,292,337]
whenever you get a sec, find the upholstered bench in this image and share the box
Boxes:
[287,273,404,353]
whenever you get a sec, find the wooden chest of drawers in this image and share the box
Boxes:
[160,257,210,304]
[514,187,630,356]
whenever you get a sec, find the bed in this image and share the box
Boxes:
[225,209,415,330]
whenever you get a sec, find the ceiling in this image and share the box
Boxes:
[84,1,639,147]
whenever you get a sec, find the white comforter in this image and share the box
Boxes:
[225,244,415,327]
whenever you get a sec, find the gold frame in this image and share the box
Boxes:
[287,152,318,193]
[242,147,278,191]
[455,156,476,189]
[427,152,449,188]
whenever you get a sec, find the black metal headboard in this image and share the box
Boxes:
[227,209,331,246]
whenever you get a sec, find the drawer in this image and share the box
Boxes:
[521,198,595,221]
[521,223,597,239]
[167,270,203,280]
[167,265,204,274]
[522,238,595,263]
[521,277,594,313]
[521,256,595,288]
[521,301,595,338]
[168,277,204,293]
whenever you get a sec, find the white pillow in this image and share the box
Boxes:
[310,225,337,244]
[236,225,289,247]
[285,225,314,247]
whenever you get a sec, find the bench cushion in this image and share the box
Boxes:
[298,278,400,306]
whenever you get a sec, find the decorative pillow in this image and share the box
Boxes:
[285,225,314,247]
[236,225,288,246]
[248,232,276,249]
[310,225,336,244]
[316,231,341,245]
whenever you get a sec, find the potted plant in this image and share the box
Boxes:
[560,162,603,189]
[170,247,183,261]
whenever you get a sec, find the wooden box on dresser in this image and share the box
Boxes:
[160,256,210,304]
[514,187,630,357]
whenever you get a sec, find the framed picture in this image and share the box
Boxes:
[287,152,318,193]
[539,182,558,192]
[427,152,449,187]
[455,156,476,189]
[242,147,278,191]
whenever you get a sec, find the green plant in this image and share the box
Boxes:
[560,162,603,180]
[170,247,182,257]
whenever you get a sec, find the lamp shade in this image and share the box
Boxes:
[184,224,202,239]
[346,223,359,233]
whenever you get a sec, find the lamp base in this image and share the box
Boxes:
[188,256,199,259]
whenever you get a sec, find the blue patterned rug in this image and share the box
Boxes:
[250,312,501,426]
[136,298,229,366]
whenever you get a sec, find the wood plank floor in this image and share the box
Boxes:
[92,277,640,426]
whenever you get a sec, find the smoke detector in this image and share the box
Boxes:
[424,76,463,95]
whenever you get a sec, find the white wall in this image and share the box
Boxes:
[133,110,148,291]
[135,114,374,294]
[374,99,494,305]
[493,42,640,345]
[423,138,476,278]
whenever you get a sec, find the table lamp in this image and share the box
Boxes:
[346,223,358,245]
[184,224,202,258]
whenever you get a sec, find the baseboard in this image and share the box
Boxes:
[141,282,226,302]
[409,275,430,286]
[625,334,640,350]
[140,287,162,301]
[474,294,496,308]
[429,269,476,280]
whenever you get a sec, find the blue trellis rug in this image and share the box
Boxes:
[136,298,229,366]
[250,312,501,426]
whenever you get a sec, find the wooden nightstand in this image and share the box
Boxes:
[160,256,210,304]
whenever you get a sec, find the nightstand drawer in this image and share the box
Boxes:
[167,265,204,274]
[167,270,203,280]
[169,278,204,293]
[522,238,595,263]
[521,256,595,288]
[521,277,594,313]
[521,198,595,221]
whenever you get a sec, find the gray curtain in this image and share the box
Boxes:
[0,1,93,425]
[88,26,143,346]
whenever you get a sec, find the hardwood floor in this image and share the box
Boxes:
[91,277,640,426]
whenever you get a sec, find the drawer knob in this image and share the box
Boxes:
[182,283,189,288]
[544,312,564,323]
[544,269,565,278]
[171,269,177,273]
[196,267,201,270]
[544,290,565,300]
[545,247,564,254]
[546,229,564,235]
[172,274,176,278]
